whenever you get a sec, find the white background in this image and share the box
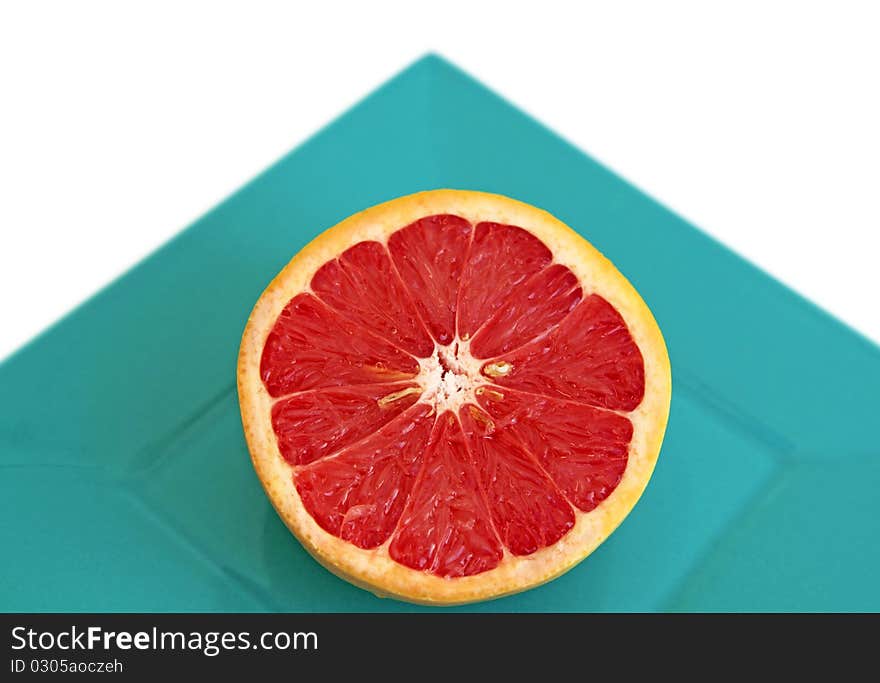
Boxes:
[1,1,878,361]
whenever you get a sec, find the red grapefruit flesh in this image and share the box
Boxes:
[389,414,504,577]
[238,190,671,604]
[271,382,421,466]
[387,215,472,345]
[295,404,435,550]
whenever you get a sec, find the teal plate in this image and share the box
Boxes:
[2,55,879,612]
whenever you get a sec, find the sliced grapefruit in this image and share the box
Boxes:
[238,190,671,604]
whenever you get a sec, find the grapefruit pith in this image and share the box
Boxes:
[238,190,671,604]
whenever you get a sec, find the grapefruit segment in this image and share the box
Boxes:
[389,413,503,577]
[475,387,632,512]
[272,382,422,466]
[460,407,576,556]
[239,190,671,605]
[388,215,472,345]
[457,222,553,339]
[484,294,646,411]
[295,403,435,550]
[260,293,419,397]
[311,240,434,358]
[469,263,583,359]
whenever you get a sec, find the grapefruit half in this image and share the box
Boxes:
[238,190,671,604]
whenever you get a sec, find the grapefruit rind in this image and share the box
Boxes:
[238,189,671,605]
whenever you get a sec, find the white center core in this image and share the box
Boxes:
[417,340,487,413]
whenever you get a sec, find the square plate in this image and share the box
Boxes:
[2,55,879,611]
